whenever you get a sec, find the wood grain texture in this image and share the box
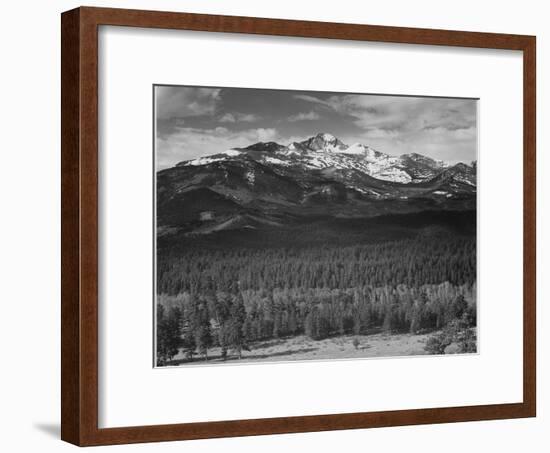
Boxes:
[61,6,536,446]
[79,6,100,445]
[60,7,81,445]
[522,37,536,416]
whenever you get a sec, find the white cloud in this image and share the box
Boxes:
[297,93,476,133]
[157,127,279,169]
[423,126,476,139]
[298,93,477,162]
[219,112,260,123]
[288,111,320,122]
[327,95,476,132]
[219,113,235,123]
[156,88,477,167]
[362,128,399,139]
[254,128,279,142]
[156,86,221,119]
[344,121,477,164]
[293,94,329,105]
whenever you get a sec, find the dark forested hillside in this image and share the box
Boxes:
[156,210,477,365]
[158,233,475,294]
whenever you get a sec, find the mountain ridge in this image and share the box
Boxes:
[159,133,476,235]
[175,132,471,185]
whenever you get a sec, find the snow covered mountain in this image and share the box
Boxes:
[179,132,453,184]
[158,133,476,234]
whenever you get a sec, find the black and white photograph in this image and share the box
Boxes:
[154,85,477,367]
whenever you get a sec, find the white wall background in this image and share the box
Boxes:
[0,0,547,451]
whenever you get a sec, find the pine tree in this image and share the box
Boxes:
[288,306,298,335]
[156,304,182,365]
[194,298,213,360]
[451,294,468,321]
[409,300,421,334]
[214,293,232,360]
[181,297,197,360]
[305,307,319,340]
[228,293,248,359]
[382,304,393,333]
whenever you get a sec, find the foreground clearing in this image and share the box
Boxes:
[168,331,436,366]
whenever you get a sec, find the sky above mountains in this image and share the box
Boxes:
[155,85,477,170]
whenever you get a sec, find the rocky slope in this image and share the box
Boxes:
[157,133,476,235]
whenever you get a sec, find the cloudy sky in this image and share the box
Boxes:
[155,85,477,170]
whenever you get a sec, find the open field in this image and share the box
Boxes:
[167,331,436,366]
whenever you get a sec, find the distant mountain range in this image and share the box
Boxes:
[157,133,476,236]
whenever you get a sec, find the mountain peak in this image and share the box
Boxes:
[401,152,434,161]
[400,152,448,169]
[300,133,346,152]
[316,132,337,142]
[453,162,470,169]
[243,141,285,152]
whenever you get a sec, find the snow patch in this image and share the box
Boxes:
[455,176,475,186]
[184,157,224,166]
[222,149,242,156]
[374,167,412,183]
[320,133,336,141]
[264,156,288,165]
[245,170,255,185]
[339,143,367,155]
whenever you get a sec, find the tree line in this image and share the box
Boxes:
[157,281,476,365]
[156,233,476,364]
[157,235,476,295]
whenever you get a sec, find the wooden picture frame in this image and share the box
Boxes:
[61,6,536,446]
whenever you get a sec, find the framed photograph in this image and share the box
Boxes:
[61,6,536,446]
